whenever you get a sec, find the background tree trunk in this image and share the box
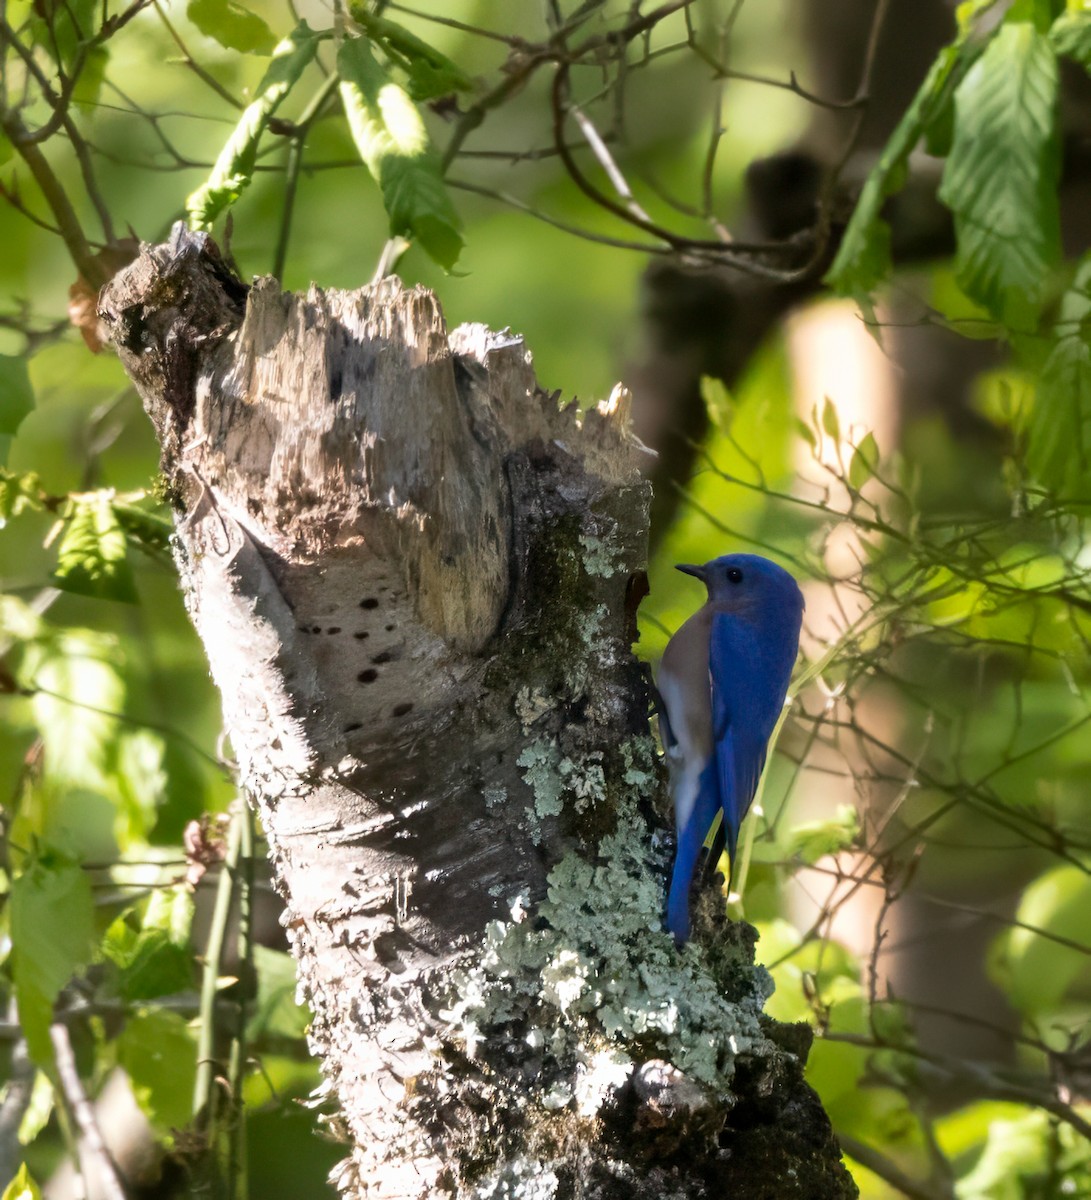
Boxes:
[98,227,856,1200]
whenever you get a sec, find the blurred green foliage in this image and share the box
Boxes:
[1,1,1090,1197]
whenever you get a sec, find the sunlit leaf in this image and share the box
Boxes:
[826,40,975,301]
[112,500,173,554]
[338,36,463,269]
[0,354,34,435]
[1,1163,43,1200]
[848,432,879,489]
[785,805,859,866]
[25,629,125,798]
[938,23,1061,329]
[103,888,195,1001]
[187,0,277,55]
[186,22,323,230]
[990,864,1091,1015]
[0,470,43,526]
[117,1008,197,1132]
[820,396,841,443]
[10,852,95,1065]
[16,1072,53,1148]
[347,8,473,100]
[113,729,168,844]
[955,1107,1091,1198]
[1049,9,1091,66]
[53,493,137,603]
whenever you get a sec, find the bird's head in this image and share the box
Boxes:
[676,553,805,618]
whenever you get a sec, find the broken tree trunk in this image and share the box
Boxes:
[99,226,857,1200]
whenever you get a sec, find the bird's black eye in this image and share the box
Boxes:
[726,567,744,584]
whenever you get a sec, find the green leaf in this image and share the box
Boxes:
[117,1008,197,1131]
[848,432,880,489]
[102,888,194,1001]
[10,853,95,1065]
[989,863,1091,1015]
[820,396,841,443]
[25,628,126,797]
[112,500,173,554]
[0,470,43,526]
[785,805,860,866]
[53,493,137,603]
[1,1163,43,1200]
[72,45,109,111]
[0,354,35,435]
[1028,329,1091,493]
[938,23,1061,329]
[1051,10,1091,66]
[347,8,473,100]
[826,40,975,300]
[187,0,277,55]
[1027,252,1091,493]
[186,22,322,230]
[337,36,463,269]
[248,945,310,1041]
[28,0,96,70]
[113,730,169,844]
[955,1107,1091,1199]
[794,416,818,451]
[1006,0,1064,30]
[16,1072,54,1148]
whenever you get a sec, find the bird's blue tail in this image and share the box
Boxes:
[666,761,720,943]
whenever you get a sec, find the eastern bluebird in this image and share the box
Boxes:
[657,553,804,942]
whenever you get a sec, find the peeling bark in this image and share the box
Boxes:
[99,226,856,1200]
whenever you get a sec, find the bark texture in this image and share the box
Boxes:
[99,226,856,1200]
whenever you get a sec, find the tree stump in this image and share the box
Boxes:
[99,225,857,1200]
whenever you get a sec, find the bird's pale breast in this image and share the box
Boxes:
[658,608,714,759]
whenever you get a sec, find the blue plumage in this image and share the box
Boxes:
[657,553,804,943]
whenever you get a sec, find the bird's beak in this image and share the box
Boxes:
[675,563,707,582]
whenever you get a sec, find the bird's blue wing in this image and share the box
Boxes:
[710,613,780,877]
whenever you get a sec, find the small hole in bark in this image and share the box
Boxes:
[357,668,379,683]
[327,626,341,635]
[344,722,363,732]
[392,702,413,717]
[385,624,395,632]
[353,631,370,640]
[310,625,322,634]
[443,554,456,566]
[371,649,396,665]
[359,598,379,609]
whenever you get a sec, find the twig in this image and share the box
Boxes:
[193,803,245,1128]
[568,102,654,226]
[0,1014,35,1183]
[447,176,669,253]
[0,109,104,284]
[153,1,243,110]
[225,807,255,1200]
[272,74,340,282]
[50,1022,128,1200]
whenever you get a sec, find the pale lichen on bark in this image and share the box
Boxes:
[99,225,856,1200]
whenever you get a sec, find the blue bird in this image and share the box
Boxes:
[657,553,804,943]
